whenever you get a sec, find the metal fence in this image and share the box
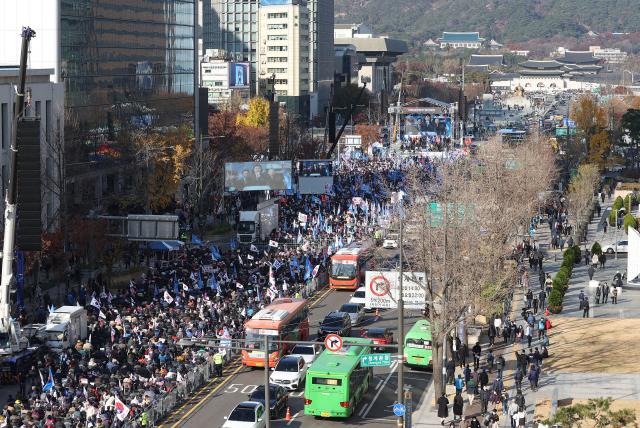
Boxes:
[120,339,244,428]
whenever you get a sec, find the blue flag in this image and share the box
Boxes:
[234,266,238,278]
[43,368,54,391]
[192,234,202,245]
[289,262,296,279]
[230,238,236,251]
[154,285,158,299]
[174,272,179,294]
[198,272,203,289]
[293,255,300,269]
[284,218,287,231]
[304,258,311,281]
[297,230,302,244]
[211,246,221,259]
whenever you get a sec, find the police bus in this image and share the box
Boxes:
[403,320,434,369]
[304,338,373,417]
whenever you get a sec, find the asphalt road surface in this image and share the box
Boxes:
[156,248,433,428]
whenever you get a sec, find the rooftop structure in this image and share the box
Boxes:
[437,32,485,49]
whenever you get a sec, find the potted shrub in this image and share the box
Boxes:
[623,213,637,233]
[548,289,563,314]
[591,242,602,256]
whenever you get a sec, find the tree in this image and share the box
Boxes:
[333,83,371,112]
[566,163,601,233]
[542,397,637,428]
[236,98,270,128]
[571,95,609,167]
[624,213,637,233]
[355,124,382,148]
[621,108,640,148]
[387,136,557,399]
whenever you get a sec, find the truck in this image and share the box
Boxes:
[42,306,88,351]
[237,200,279,243]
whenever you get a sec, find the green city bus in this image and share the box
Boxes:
[404,320,433,369]
[304,338,373,418]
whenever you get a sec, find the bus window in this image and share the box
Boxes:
[245,328,279,352]
[331,260,357,280]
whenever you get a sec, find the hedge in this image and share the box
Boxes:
[548,289,563,307]
[624,213,637,233]
[555,271,567,286]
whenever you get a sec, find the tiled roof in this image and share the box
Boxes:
[437,32,485,42]
[556,51,599,64]
[469,55,504,66]
[519,60,564,69]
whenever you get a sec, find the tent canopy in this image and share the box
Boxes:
[141,241,185,251]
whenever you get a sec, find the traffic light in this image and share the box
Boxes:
[268,101,279,159]
[17,118,41,252]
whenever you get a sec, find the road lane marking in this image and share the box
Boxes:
[158,361,243,428]
[375,379,384,390]
[362,361,398,419]
[358,403,369,416]
[310,287,333,308]
[287,412,300,425]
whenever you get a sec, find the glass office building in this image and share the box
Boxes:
[60,0,195,142]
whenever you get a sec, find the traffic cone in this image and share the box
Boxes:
[285,407,292,421]
[375,308,379,317]
[360,326,364,336]
[545,307,550,317]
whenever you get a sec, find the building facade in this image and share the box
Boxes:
[590,46,628,64]
[308,0,334,118]
[0,67,64,232]
[437,32,485,49]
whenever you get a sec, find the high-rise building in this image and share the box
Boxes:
[0,0,195,145]
[203,0,259,93]
[258,1,310,118]
[308,0,333,118]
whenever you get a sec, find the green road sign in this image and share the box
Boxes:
[361,353,392,367]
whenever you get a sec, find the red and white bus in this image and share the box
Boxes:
[242,298,310,368]
[329,242,375,290]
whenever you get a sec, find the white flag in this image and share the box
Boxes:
[114,395,130,421]
[247,255,254,260]
[269,240,278,248]
[99,311,106,319]
[250,245,259,252]
[90,297,101,309]
[164,291,174,303]
[183,283,189,291]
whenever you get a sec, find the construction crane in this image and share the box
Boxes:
[0,27,47,372]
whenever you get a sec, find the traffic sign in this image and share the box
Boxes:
[369,276,391,297]
[361,354,392,367]
[325,334,343,352]
[393,404,406,416]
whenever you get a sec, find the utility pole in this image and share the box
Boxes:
[265,335,271,428]
[397,216,404,428]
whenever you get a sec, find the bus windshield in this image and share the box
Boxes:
[331,260,357,280]
[245,328,279,351]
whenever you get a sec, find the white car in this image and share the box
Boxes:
[222,402,266,428]
[602,240,629,253]
[383,234,399,249]
[269,356,307,390]
[349,287,366,305]
[289,344,322,366]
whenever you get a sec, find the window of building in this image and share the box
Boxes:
[267,24,287,30]
[227,4,233,11]
[243,3,250,11]
[300,35,308,41]
[268,68,288,73]
[268,46,288,51]
[243,33,249,41]
[300,13,309,19]
[251,42,257,52]
[268,35,287,40]
[204,69,212,73]
[268,57,288,62]
[251,3,257,11]
[275,79,288,85]
[243,13,248,21]
[235,3,242,11]
[275,90,288,96]
[300,24,309,30]
[251,32,257,41]
[235,13,241,21]
[227,14,233,22]
[300,79,308,84]
[300,46,308,51]
[251,23,257,31]
[267,13,287,18]
[243,23,249,31]
[301,68,308,73]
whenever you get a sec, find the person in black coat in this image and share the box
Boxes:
[437,393,449,425]
[453,392,464,420]
[514,368,523,391]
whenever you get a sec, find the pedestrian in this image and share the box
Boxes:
[538,252,543,271]
[460,416,468,428]
[508,400,519,428]
[600,252,607,270]
[487,349,494,373]
[459,343,468,368]
[470,416,481,428]
[588,265,595,281]
[501,388,510,416]
[455,374,464,394]
[466,377,477,405]
[579,290,585,309]
[472,342,481,371]
[464,364,471,382]
[538,289,546,311]
[490,389,502,412]
[604,222,608,234]
[526,323,533,347]
[592,253,599,267]
[453,392,464,421]
[528,364,539,391]
[585,249,591,265]
[495,354,505,379]
[494,316,502,337]
[492,376,504,394]
[603,282,609,303]
[537,319,546,340]
[488,322,496,346]
[214,351,223,377]
[480,385,490,415]
[532,295,539,315]
[446,358,456,385]
[502,325,509,344]
[514,367,523,391]
[612,286,618,304]
[595,284,601,305]
[479,368,489,390]
[517,408,527,428]
[559,237,565,251]
[437,393,449,425]
[510,321,517,344]
[601,192,605,203]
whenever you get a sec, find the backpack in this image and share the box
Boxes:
[515,394,525,408]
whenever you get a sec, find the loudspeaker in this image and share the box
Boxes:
[17,118,41,252]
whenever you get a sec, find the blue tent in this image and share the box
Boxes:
[141,241,185,251]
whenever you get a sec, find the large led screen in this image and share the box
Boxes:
[225,161,292,191]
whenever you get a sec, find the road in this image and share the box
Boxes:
[156,248,433,428]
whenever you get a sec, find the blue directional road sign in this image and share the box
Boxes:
[393,404,406,416]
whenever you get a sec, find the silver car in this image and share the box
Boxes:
[339,303,366,326]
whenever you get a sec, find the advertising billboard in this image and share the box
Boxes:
[225,161,292,192]
[229,63,250,89]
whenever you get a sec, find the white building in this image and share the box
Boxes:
[200,50,251,108]
[259,2,310,117]
[334,23,374,39]
[590,46,628,64]
[0,67,63,232]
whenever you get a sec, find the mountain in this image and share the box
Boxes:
[334,0,640,44]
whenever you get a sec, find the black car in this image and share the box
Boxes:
[247,384,288,419]
[317,312,352,339]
